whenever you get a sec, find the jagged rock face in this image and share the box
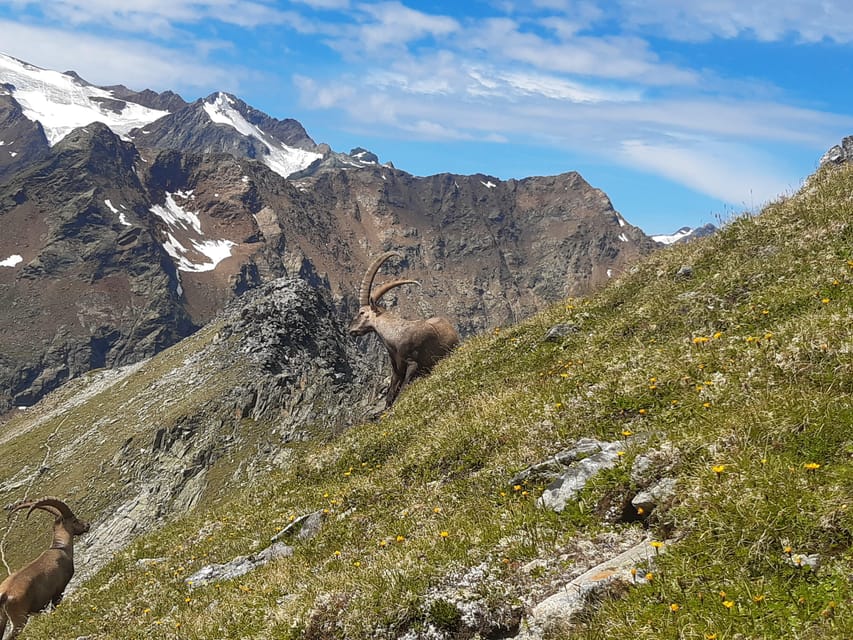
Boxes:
[73,277,379,582]
[294,168,656,333]
[0,91,50,182]
[99,85,188,113]
[0,276,382,584]
[131,93,318,158]
[0,123,193,410]
[0,100,657,413]
[821,135,853,166]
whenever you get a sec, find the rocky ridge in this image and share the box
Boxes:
[0,276,383,584]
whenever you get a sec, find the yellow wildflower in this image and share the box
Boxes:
[439,530,450,538]
[804,462,821,471]
[722,600,735,609]
[670,603,680,612]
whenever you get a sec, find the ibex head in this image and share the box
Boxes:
[8,497,90,536]
[348,251,419,336]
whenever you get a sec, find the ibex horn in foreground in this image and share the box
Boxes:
[349,251,459,408]
[0,497,90,639]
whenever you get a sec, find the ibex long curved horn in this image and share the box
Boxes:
[371,279,420,305]
[27,497,75,520]
[358,251,403,307]
[6,497,73,520]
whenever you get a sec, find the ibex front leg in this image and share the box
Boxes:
[385,363,404,407]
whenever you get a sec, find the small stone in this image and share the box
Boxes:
[544,324,580,342]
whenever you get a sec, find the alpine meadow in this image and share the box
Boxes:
[2,157,850,639]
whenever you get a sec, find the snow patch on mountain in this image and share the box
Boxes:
[652,227,693,245]
[0,53,169,146]
[0,254,23,267]
[105,199,132,227]
[203,92,322,178]
[150,192,236,272]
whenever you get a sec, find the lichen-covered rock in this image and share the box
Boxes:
[517,438,623,513]
[186,541,294,588]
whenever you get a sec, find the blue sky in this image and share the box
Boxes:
[1,1,852,234]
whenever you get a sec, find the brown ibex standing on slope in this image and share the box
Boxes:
[349,251,459,408]
[0,497,90,639]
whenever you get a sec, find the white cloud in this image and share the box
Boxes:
[496,70,642,103]
[292,0,350,8]
[619,139,793,205]
[460,17,697,86]
[354,2,460,50]
[0,0,301,33]
[619,0,853,43]
[293,74,356,109]
[0,21,249,92]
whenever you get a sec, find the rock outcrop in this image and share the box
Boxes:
[0,276,383,584]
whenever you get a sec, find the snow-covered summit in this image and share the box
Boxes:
[652,227,693,245]
[0,52,169,145]
[652,223,716,245]
[202,92,322,178]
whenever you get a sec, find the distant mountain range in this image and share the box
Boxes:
[0,51,664,411]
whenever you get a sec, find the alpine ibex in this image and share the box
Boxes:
[349,251,459,408]
[0,497,90,639]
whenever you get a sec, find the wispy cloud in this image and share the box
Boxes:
[354,1,459,50]
[0,20,247,92]
[619,0,853,43]
[619,139,795,205]
[460,17,697,85]
[0,0,303,36]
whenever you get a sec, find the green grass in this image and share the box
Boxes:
[18,163,853,638]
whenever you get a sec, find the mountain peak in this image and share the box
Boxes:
[0,52,169,146]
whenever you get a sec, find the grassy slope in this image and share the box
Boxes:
[23,163,853,639]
